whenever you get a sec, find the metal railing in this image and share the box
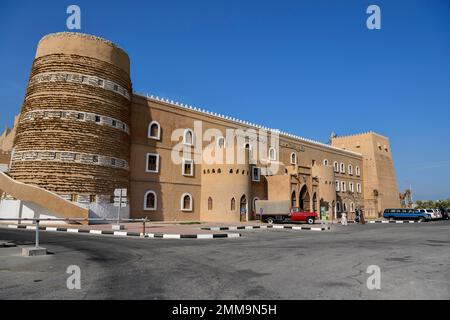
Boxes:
[0,217,150,248]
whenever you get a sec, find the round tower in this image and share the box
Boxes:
[311,164,337,220]
[200,146,252,222]
[9,32,132,203]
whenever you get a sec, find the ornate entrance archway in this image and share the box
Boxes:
[299,185,310,211]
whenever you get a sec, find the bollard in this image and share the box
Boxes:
[35,219,40,248]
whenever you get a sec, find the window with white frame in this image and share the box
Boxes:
[336,201,341,212]
[146,153,159,173]
[357,183,362,193]
[252,166,261,182]
[144,191,157,210]
[334,161,339,172]
[350,202,355,212]
[268,147,277,161]
[290,152,297,165]
[181,193,193,211]
[182,159,194,176]
[340,162,345,173]
[335,180,340,191]
[183,129,194,146]
[148,121,161,140]
[323,159,329,166]
[343,202,347,212]
[349,182,354,193]
[355,166,361,176]
[348,164,353,175]
[341,181,346,192]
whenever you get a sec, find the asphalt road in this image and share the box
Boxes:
[0,221,449,300]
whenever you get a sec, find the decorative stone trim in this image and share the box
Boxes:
[29,72,130,100]
[11,150,129,170]
[21,109,130,134]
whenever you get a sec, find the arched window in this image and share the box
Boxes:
[349,182,354,193]
[231,198,236,211]
[144,191,157,210]
[290,152,297,165]
[268,147,276,161]
[335,180,340,191]
[148,121,161,140]
[357,183,362,193]
[341,181,347,192]
[343,202,347,212]
[334,161,339,172]
[355,166,361,176]
[336,201,341,212]
[350,202,355,212]
[291,191,297,207]
[208,197,213,210]
[340,162,345,173]
[181,193,193,211]
[183,129,194,146]
[348,164,353,175]
[217,136,225,148]
[323,159,329,166]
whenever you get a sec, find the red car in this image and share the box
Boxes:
[265,207,318,225]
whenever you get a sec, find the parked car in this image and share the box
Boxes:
[255,200,318,224]
[418,209,439,220]
[440,209,449,220]
[383,208,432,222]
[432,209,442,219]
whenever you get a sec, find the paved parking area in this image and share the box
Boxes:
[0,221,449,299]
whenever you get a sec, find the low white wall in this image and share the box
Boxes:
[80,202,130,224]
[0,199,60,223]
[0,199,130,225]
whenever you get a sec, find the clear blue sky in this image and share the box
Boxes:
[0,0,449,200]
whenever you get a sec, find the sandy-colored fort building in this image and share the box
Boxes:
[0,32,400,222]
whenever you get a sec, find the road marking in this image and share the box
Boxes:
[197,234,214,239]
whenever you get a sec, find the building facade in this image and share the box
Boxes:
[0,32,400,222]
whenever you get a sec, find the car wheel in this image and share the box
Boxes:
[419,217,425,223]
[307,217,315,225]
[267,217,274,224]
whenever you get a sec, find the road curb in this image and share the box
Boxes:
[345,220,421,224]
[201,225,331,231]
[4,224,241,240]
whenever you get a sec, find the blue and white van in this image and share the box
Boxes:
[383,208,432,222]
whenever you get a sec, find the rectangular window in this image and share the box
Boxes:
[98,79,104,87]
[111,158,116,166]
[113,84,119,91]
[95,115,101,123]
[112,120,117,127]
[77,113,85,120]
[252,166,261,182]
[146,153,159,173]
[182,159,194,176]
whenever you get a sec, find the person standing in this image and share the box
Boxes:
[341,212,348,226]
